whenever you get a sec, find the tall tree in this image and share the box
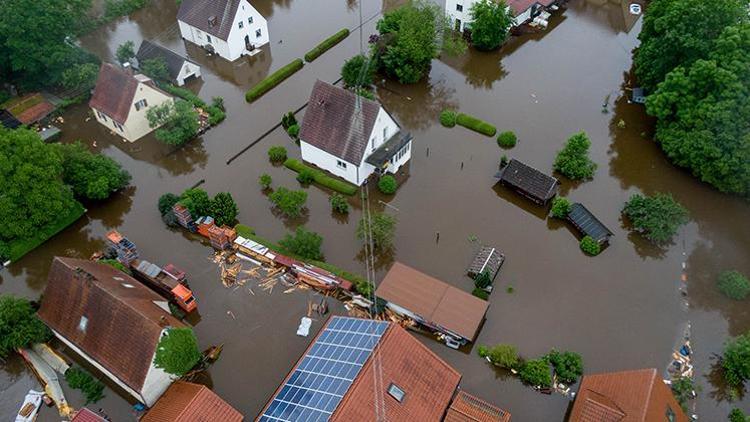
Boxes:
[115,41,135,64]
[153,327,201,376]
[0,295,51,358]
[55,142,131,200]
[469,0,514,51]
[147,100,199,146]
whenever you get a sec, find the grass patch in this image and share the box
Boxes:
[7,201,85,262]
[284,159,358,196]
[65,367,105,404]
[304,29,350,62]
[246,59,304,102]
[456,113,497,136]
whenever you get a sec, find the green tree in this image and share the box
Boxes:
[622,193,688,243]
[0,295,51,358]
[546,350,583,384]
[269,188,308,218]
[268,146,287,163]
[115,40,135,64]
[140,57,170,82]
[356,212,397,249]
[634,0,748,92]
[477,343,519,369]
[147,100,199,146]
[55,142,131,200]
[580,236,601,256]
[729,408,749,422]
[519,358,552,387]
[550,197,571,219]
[330,193,349,214]
[65,367,105,404]
[342,54,375,87]
[179,188,212,218]
[61,63,99,91]
[469,0,514,51]
[259,174,272,190]
[210,192,238,227]
[645,24,750,196]
[722,332,750,388]
[378,175,398,194]
[158,193,180,216]
[280,226,323,260]
[553,131,597,180]
[670,376,698,411]
[718,270,750,300]
[153,327,201,376]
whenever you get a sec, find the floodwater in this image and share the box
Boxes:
[2,0,749,420]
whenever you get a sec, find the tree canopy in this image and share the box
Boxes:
[269,188,308,218]
[210,192,238,227]
[469,0,514,51]
[356,212,397,249]
[115,41,135,65]
[553,131,597,180]
[153,327,201,376]
[622,193,688,243]
[141,57,170,82]
[280,226,323,260]
[341,54,376,88]
[147,100,199,146]
[722,332,750,388]
[0,295,50,358]
[55,142,131,200]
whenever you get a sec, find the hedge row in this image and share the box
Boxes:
[284,158,358,196]
[304,29,350,62]
[245,59,304,102]
[457,113,497,137]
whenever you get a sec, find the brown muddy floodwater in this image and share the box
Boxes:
[2,0,749,420]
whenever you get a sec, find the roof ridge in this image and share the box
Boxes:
[179,382,207,420]
[641,368,658,422]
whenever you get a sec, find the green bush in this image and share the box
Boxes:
[497,131,517,148]
[474,271,492,289]
[580,236,601,256]
[546,350,583,384]
[553,131,597,180]
[287,124,300,138]
[65,367,104,404]
[206,106,225,126]
[281,112,297,130]
[297,168,315,185]
[670,376,698,410]
[99,258,131,275]
[147,100,199,146]
[519,359,552,387]
[259,174,272,190]
[211,96,225,111]
[729,408,749,422]
[440,109,457,127]
[304,28,350,62]
[178,188,212,218]
[153,327,201,376]
[550,197,572,219]
[283,159,358,195]
[330,193,349,214]
[158,193,180,216]
[56,141,131,201]
[268,146,288,163]
[378,175,398,194]
[456,113,497,136]
[162,84,206,108]
[279,226,323,260]
[478,344,519,369]
[269,188,308,218]
[500,155,509,168]
[246,59,304,102]
[622,193,688,243]
[210,192,238,227]
[103,0,148,20]
[718,270,750,300]
[356,212,397,250]
[472,287,489,300]
[5,202,86,263]
[722,332,750,388]
[342,54,375,87]
[0,295,51,358]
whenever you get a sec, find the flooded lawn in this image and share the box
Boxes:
[1,0,748,420]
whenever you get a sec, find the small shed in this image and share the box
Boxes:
[495,158,559,205]
[567,203,613,245]
[136,40,201,86]
[467,246,505,280]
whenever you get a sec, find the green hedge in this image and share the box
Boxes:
[283,159,358,196]
[246,59,304,102]
[162,84,226,126]
[304,29,350,62]
[7,201,85,262]
[457,113,497,136]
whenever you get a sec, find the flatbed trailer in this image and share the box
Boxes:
[131,260,197,313]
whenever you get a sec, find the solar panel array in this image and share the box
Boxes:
[259,317,389,422]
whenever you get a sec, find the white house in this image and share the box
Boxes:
[37,257,187,407]
[442,0,555,32]
[89,63,174,142]
[177,0,269,62]
[135,40,202,86]
[299,80,413,187]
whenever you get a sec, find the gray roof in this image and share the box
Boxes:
[567,203,613,244]
[177,0,242,41]
[495,159,559,203]
[365,131,412,168]
[300,80,384,165]
[136,40,194,80]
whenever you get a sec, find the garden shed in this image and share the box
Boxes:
[467,246,505,280]
[567,203,613,245]
[495,158,559,205]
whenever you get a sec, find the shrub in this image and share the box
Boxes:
[297,168,315,185]
[469,0,515,50]
[246,59,304,102]
[519,359,552,387]
[378,175,398,194]
[147,100,199,146]
[546,350,583,384]
[283,159,358,195]
[472,288,489,300]
[355,88,375,100]
[497,131,517,148]
[440,109,457,127]
[580,236,601,256]
[269,188,308,218]
[553,132,597,180]
[305,28,350,62]
[259,174,272,190]
[342,54,375,87]
[140,57,170,82]
[287,123,300,139]
[99,258,132,275]
[474,271,492,289]
[210,192,238,227]
[158,193,180,216]
[622,193,689,243]
[0,295,51,358]
[153,327,201,376]
[268,146,288,163]
[717,270,750,300]
[162,211,179,228]
[56,142,131,200]
[500,154,509,167]
[279,226,323,260]
[356,212,397,249]
[61,63,99,92]
[115,41,135,64]
[65,367,104,404]
[722,332,750,387]
[456,113,497,136]
[103,0,148,20]
[162,84,206,108]
[281,111,297,130]
[550,197,571,219]
[206,106,225,126]
[478,344,519,369]
[330,193,349,214]
[670,376,697,410]
[211,96,225,111]
[729,408,749,422]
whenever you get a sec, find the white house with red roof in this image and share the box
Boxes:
[443,0,556,32]
[89,63,174,142]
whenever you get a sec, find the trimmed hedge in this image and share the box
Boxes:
[246,59,304,102]
[305,29,350,62]
[456,113,497,136]
[440,109,457,127]
[7,202,86,262]
[284,159,358,196]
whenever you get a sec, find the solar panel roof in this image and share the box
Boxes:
[259,317,388,422]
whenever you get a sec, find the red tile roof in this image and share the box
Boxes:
[445,391,511,422]
[38,257,185,393]
[89,63,140,124]
[71,408,107,422]
[331,322,462,421]
[569,368,689,422]
[16,101,54,124]
[142,381,244,422]
[507,0,555,16]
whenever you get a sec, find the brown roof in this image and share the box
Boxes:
[507,0,556,16]
[142,381,243,422]
[89,63,140,124]
[331,321,462,421]
[375,262,489,341]
[38,257,185,392]
[177,0,242,41]
[300,80,383,165]
[569,369,689,422]
[71,408,107,422]
[16,101,55,124]
[496,159,559,203]
[445,391,511,422]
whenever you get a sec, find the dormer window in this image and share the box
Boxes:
[78,316,88,332]
[387,383,405,402]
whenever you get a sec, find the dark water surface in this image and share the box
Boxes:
[2,0,748,420]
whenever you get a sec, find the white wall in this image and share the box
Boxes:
[176,62,201,86]
[140,329,179,407]
[385,139,412,175]
[300,142,361,185]
[91,81,173,142]
[443,0,536,31]
[178,21,233,60]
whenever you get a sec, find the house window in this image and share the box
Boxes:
[337,160,347,169]
[239,21,244,29]
[383,126,388,141]
[256,28,262,38]
[456,4,463,12]
[97,110,107,122]
[248,16,254,24]
[114,121,124,132]
[78,316,88,332]
[666,407,675,422]
[206,34,212,43]
[134,99,148,111]
[387,383,405,402]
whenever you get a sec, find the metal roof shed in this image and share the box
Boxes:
[495,159,559,205]
[567,203,613,245]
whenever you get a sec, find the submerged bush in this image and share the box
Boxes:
[259,174,272,190]
[378,175,398,194]
[553,131,597,180]
[722,332,750,388]
[718,270,750,301]
[519,359,552,387]
[474,271,492,289]
[497,131,517,148]
[246,59,304,102]
[580,236,601,256]
[268,146,288,163]
[550,197,571,219]
[456,113,497,136]
[296,168,315,185]
[546,350,583,384]
[472,288,489,300]
[330,193,349,214]
[440,109,457,127]
[65,367,105,404]
[478,344,519,369]
[287,124,300,139]
[622,193,688,243]
[305,28,350,62]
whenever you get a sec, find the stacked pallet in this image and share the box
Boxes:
[105,230,139,266]
[173,204,195,231]
[208,225,236,250]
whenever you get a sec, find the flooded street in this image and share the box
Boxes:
[2,0,749,420]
